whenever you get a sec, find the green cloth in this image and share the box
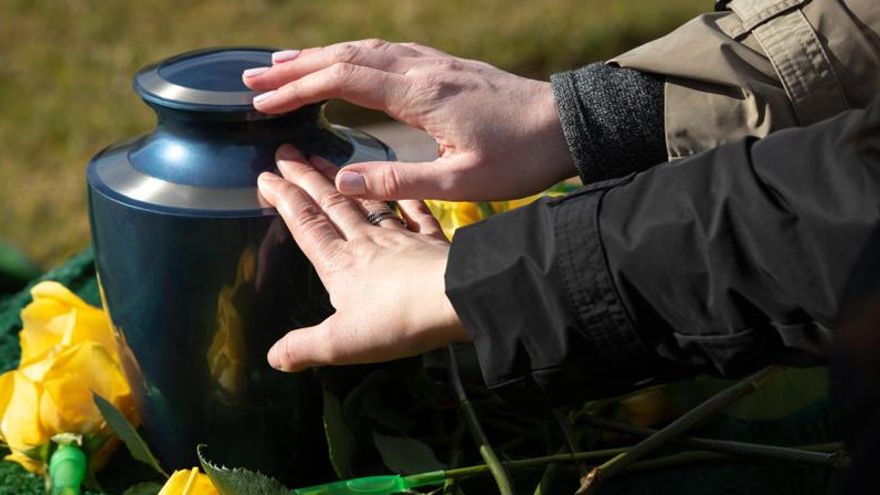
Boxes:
[0,242,42,299]
[0,251,842,494]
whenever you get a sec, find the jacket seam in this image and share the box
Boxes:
[554,188,653,377]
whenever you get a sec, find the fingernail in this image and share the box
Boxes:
[258,172,282,187]
[267,351,282,370]
[337,171,366,195]
[242,66,270,78]
[272,49,301,64]
[267,345,286,370]
[252,90,276,105]
[276,144,302,161]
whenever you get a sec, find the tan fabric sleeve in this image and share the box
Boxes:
[610,0,880,159]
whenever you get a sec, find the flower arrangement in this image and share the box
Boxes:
[0,183,836,494]
[0,281,218,494]
[0,281,135,474]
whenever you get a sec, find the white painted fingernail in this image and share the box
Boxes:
[272,50,301,64]
[242,66,270,78]
[252,90,276,105]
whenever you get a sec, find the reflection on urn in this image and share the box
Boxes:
[207,247,253,399]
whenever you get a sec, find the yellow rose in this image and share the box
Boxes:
[159,468,219,495]
[425,186,573,240]
[0,281,136,473]
[424,201,487,240]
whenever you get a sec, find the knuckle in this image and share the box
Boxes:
[316,189,350,211]
[432,57,463,72]
[409,74,455,102]
[363,38,387,50]
[332,43,361,64]
[284,201,322,228]
[328,62,356,88]
[380,168,401,198]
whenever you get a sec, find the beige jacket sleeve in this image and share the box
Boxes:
[611,0,880,159]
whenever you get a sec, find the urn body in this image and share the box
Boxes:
[86,48,393,481]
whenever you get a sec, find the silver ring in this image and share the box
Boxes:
[366,206,404,226]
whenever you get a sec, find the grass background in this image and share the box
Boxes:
[0,0,706,267]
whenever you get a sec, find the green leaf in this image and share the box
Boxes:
[122,482,163,495]
[19,442,51,464]
[82,432,112,456]
[372,431,445,475]
[323,388,357,478]
[197,444,288,495]
[92,392,168,478]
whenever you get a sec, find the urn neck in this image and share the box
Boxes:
[128,103,352,189]
[151,102,327,140]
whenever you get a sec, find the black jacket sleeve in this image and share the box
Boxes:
[446,98,880,406]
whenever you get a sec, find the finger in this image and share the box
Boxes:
[275,145,370,238]
[245,40,420,91]
[310,154,340,181]
[309,155,402,229]
[335,155,476,200]
[267,319,337,372]
[257,172,343,269]
[398,42,451,57]
[252,64,408,115]
[365,201,407,230]
[267,314,418,372]
[272,47,322,64]
[397,200,446,240]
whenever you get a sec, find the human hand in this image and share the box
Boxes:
[243,41,575,201]
[256,144,470,372]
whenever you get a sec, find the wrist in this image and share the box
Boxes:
[433,247,470,343]
[531,80,577,183]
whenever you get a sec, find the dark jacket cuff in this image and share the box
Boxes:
[551,63,666,184]
[445,176,658,406]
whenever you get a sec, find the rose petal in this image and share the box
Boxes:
[20,283,119,369]
[0,372,49,452]
[159,467,219,495]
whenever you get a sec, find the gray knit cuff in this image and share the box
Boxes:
[551,63,666,183]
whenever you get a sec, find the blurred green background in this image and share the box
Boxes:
[0,0,705,269]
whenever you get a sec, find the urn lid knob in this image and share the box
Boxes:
[134,47,274,112]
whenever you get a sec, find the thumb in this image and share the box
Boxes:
[268,318,342,372]
[336,155,473,200]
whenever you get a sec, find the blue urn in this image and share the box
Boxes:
[86,47,393,482]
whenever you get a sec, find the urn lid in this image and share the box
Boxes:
[89,47,394,217]
[134,47,273,112]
